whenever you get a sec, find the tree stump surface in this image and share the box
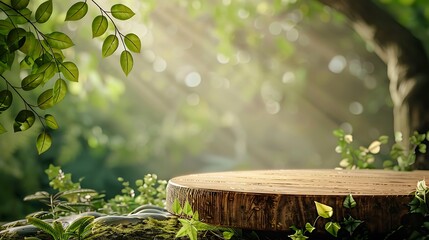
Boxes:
[166,169,429,233]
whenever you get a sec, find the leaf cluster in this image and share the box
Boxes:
[100,174,167,215]
[172,199,235,240]
[333,129,388,170]
[26,214,94,240]
[334,129,429,171]
[289,195,364,239]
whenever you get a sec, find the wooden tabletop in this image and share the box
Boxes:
[166,169,428,233]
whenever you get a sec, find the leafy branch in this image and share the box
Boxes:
[0,0,140,154]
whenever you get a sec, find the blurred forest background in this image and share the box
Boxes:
[1,0,428,220]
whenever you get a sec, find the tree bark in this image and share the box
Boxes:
[318,0,429,168]
[166,170,429,234]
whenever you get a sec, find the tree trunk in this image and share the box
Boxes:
[166,170,429,234]
[318,0,429,168]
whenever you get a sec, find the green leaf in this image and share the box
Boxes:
[13,110,35,132]
[37,62,56,83]
[124,33,141,53]
[66,215,94,233]
[0,20,14,35]
[37,131,52,154]
[305,222,315,233]
[325,221,341,237]
[19,32,38,55]
[12,0,30,10]
[45,32,74,49]
[314,201,333,219]
[102,35,119,57]
[27,217,57,238]
[343,216,363,233]
[172,199,182,214]
[0,89,13,112]
[24,191,50,201]
[45,114,58,129]
[21,73,44,91]
[0,122,6,134]
[65,2,88,21]
[120,50,133,76]
[9,8,32,25]
[53,78,67,104]
[35,0,53,23]
[175,223,188,238]
[37,89,54,110]
[60,62,79,82]
[223,230,235,240]
[183,200,193,216]
[343,194,356,209]
[111,4,135,20]
[92,15,108,38]
[7,28,26,52]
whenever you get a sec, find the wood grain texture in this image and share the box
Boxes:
[166,169,429,233]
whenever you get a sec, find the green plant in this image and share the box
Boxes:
[0,0,140,153]
[333,129,388,169]
[101,174,167,215]
[289,194,364,239]
[26,215,94,240]
[334,129,428,171]
[24,164,102,218]
[172,199,235,240]
[384,132,429,171]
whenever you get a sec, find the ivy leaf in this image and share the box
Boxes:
[65,2,88,21]
[35,0,53,23]
[37,89,54,110]
[315,201,333,219]
[305,222,315,233]
[45,32,74,49]
[53,78,67,104]
[7,28,27,52]
[0,89,13,112]
[36,131,52,154]
[0,122,6,134]
[343,194,357,209]
[343,216,363,234]
[60,62,79,82]
[124,33,141,53]
[183,200,193,216]
[172,199,183,215]
[21,73,44,91]
[111,4,135,20]
[325,221,341,237]
[102,35,119,57]
[13,110,35,132]
[120,50,133,76]
[45,114,58,129]
[92,15,108,38]
[12,0,30,10]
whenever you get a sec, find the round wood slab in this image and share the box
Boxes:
[166,169,429,233]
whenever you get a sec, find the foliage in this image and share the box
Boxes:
[172,199,235,240]
[26,215,94,240]
[100,174,167,215]
[289,195,364,239]
[24,165,101,219]
[334,129,428,171]
[0,0,140,154]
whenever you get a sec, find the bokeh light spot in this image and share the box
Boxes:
[185,72,202,87]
